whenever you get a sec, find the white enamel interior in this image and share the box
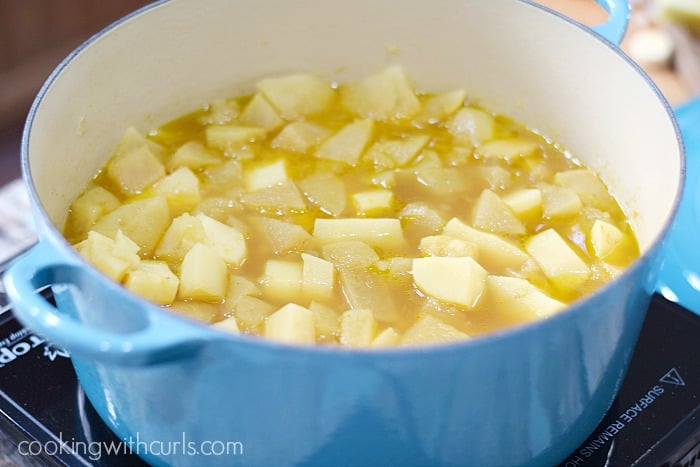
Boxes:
[26,0,681,254]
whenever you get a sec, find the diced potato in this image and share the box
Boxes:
[155,213,206,262]
[416,89,466,123]
[66,187,120,238]
[418,235,478,258]
[196,213,247,267]
[233,296,276,330]
[299,171,347,217]
[399,202,445,237]
[478,165,512,190]
[446,108,495,145]
[412,256,487,308]
[486,275,565,321]
[239,93,284,131]
[75,230,140,283]
[92,196,171,256]
[261,259,303,301]
[301,253,336,301]
[178,243,228,302]
[415,167,467,196]
[370,170,396,189]
[341,66,421,120]
[442,218,529,273]
[194,196,245,224]
[477,138,539,160]
[205,125,266,151]
[240,180,307,211]
[244,159,288,192]
[124,260,179,305]
[204,159,243,187]
[351,189,394,216]
[257,73,335,119]
[151,166,200,214]
[225,274,262,304]
[212,316,240,334]
[541,184,583,219]
[321,240,379,270]
[589,219,625,260]
[107,145,165,195]
[170,301,219,323]
[363,135,429,168]
[370,327,401,347]
[113,126,163,160]
[472,189,526,236]
[502,188,543,220]
[272,121,330,154]
[315,119,374,165]
[339,309,378,347]
[309,301,340,340]
[525,229,590,292]
[251,216,312,254]
[313,218,404,250]
[339,269,398,322]
[554,169,613,209]
[400,314,468,346]
[264,303,316,345]
[167,141,221,172]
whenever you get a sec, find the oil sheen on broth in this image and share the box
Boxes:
[63,67,639,347]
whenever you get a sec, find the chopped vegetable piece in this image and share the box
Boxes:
[412,256,487,308]
[264,303,316,345]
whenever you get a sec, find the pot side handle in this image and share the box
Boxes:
[3,242,214,366]
[656,97,700,315]
[591,0,630,45]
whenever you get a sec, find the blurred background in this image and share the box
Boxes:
[0,0,699,188]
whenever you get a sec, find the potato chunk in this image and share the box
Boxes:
[299,171,347,217]
[178,243,228,302]
[251,216,312,254]
[125,260,179,305]
[265,303,316,345]
[486,275,565,321]
[416,89,466,123]
[554,169,613,209]
[257,73,335,119]
[400,314,468,346]
[206,125,266,151]
[155,213,206,262]
[477,138,539,160]
[340,309,377,347]
[75,230,140,283]
[212,316,240,334]
[418,235,478,258]
[370,327,401,347]
[412,256,487,308]
[66,187,120,239]
[351,189,394,216]
[321,240,379,270]
[92,196,171,256]
[525,229,590,292]
[233,296,276,331]
[363,135,429,168]
[261,259,303,301]
[339,269,398,322]
[272,121,330,153]
[315,119,374,165]
[241,180,307,211]
[196,213,247,267]
[442,218,529,273]
[244,159,288,192]
[589,219,625,260]
[151,166,200,214]
[239,93,284,131]
[313,218,404,250]
[446,108,495,145]
[341,66,420,120]
[502,188,543,220]
[541,184,583,219]
[168,141,221,171]
[301,253,336,301]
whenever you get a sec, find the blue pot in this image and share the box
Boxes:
[3,1,688,465]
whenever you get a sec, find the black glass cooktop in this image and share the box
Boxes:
[0,289,697,466]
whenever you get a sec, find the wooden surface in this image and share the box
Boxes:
[538,0,694,105]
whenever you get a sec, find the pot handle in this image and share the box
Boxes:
[3,242,215,366]
[656,97,700,314]
[591,0,631,45]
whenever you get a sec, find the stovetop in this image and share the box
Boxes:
[0,288,697,466]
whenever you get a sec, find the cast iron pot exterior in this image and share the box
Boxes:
[3,1,684,465]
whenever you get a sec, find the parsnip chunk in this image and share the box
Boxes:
[299,171,347,216]
[251,216,312,254]
[341,66,420,120]
[310,301,340,340]
[313,218,404,250]
[541,184,583,219]
[525,229,590,291]
[264,303,316,345]
[412,256,487,308]
[339,269,398,322]
[442,218,529,273]
[234,296,276,330]
[486,275,565,321]
[178,243,228,301]
[125,260,179,305]
[240,180,307,211]
[554,169,613,208]
[257,73,335,119]
[340,308,378,347]
[472,189,526,236]
[400,314,468,346]
[315,119,374,165]
[321,240,379,270]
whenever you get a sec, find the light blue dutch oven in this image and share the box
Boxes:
[2,0,690,465]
